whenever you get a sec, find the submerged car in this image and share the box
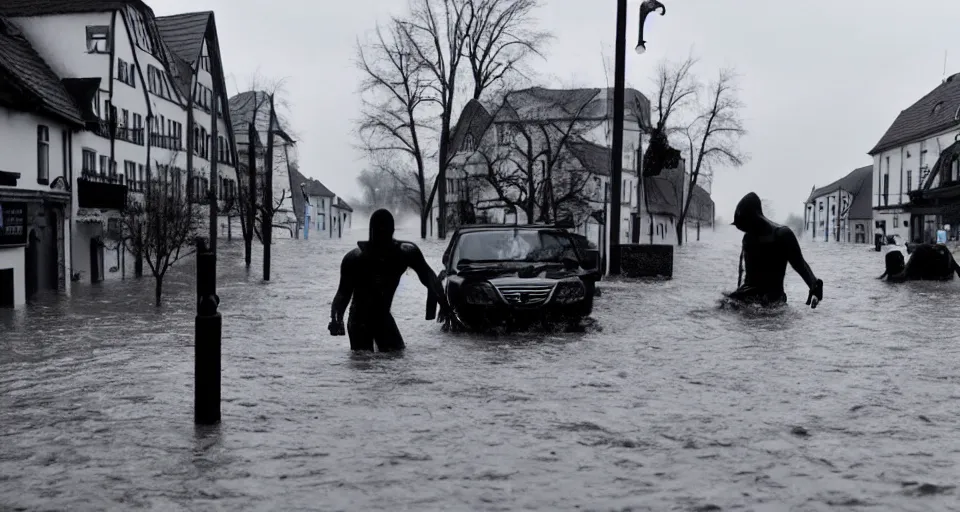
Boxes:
[427,224,602,331]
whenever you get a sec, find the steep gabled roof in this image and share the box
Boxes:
[287,164,336,222]
[229,91,294,143]
[869,74,960,155]
[449,99,494,153]
[805,165,873,219]
[334,197,353,212]
[154,11,210,64]
[0,0,147,16]
[0,17,82,125]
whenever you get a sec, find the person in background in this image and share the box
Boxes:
[727,192,824,308]
[936,224,948,245]
[329,209,452,352]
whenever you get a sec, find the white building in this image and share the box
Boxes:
[229,90,298,239]
[802,165,874,244]
[435,87,714,256]
[0,16,84,307]
[869,73,960,241]
[0,1,239,285]
[288,168,353,240]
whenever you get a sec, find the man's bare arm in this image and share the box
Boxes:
[331,252,355,321]
[407,244,451,313]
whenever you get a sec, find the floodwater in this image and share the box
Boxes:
[1,220,958,511]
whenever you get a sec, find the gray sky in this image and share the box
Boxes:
[152,0,960,221]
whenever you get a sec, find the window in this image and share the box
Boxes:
[124,161,136,186]
[138,164,144,187]
[86,26,110,53]
[883,174,889,206]
[907,170,913,191]
[200,55,210,71]
[132,113,144,144]
[36,125,49,184]
[91,90,101,118]
[99,155,108,175]
[82,149,97,173]
[117,59,135,87]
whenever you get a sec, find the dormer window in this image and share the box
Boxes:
[933,101,944,114]
[86,26,110,53]
[463,134,475,152]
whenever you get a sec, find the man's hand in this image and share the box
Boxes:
[806,279,823,309]
[328,317,346,336]
[437,304,455,332]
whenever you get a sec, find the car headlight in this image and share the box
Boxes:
[463,282,498,305]
[553,281,585,303]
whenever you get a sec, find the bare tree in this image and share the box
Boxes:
[356,20,435,238]
[464,0,550,100]
[229,75,294,266]
[121,165,201,306]
[676,68,746,245]
[472,88,600,225]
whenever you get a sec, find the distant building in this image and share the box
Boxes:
[440,87,714,252]
[869,73,960,242]
[288,165,352,239]
[803,165,873,243]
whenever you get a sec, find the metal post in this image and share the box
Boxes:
[194,237,221,425]
[608,0,627,276]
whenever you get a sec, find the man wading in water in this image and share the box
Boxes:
[329,209,452,352]
[727,192,824,308]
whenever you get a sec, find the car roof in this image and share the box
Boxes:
[452,224,571,236]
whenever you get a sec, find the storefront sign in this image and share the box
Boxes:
[0,202,28,247]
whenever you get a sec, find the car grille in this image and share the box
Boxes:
[494,283,555,305]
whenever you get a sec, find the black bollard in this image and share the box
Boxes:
[195,238,221,425]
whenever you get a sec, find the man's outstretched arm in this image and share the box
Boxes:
[781,227,819,289]
[407,244,451,314]
[331,252,355,322]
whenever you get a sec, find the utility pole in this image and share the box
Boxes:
[608,0,627,275]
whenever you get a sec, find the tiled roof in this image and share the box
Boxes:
[494,87,651,128]
[0,17,82,125]
[497,87,601,122]
[154,12,210,64]
[805,165,873,219]
[567,140,611,176]
[334,197,353,212]
[869,74,960,155]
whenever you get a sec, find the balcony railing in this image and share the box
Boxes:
[77,169,127,210]
[149,134,183,151]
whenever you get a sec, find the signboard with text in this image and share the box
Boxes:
[0,202,28,247]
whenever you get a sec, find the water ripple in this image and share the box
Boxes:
[1,225,958,510]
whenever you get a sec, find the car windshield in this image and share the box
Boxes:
[453,229,579,265]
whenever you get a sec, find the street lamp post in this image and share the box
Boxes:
[608,0,665,275]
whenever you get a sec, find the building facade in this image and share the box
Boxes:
[869,73,960,242]
[0,1,239,288]
[803,165,873,243]
[0,16,85,306]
